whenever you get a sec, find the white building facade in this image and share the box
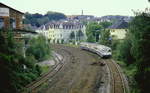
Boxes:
[36,21,86,43]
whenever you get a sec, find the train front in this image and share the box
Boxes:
[102,47,112,58]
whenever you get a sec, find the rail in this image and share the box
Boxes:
[80,44,129,93]
[102,59,127,93]
[23,51,65,92]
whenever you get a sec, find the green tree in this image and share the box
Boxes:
[45,11,66,21]
[99,29,111,46]
[99,21,112,29]
[26,35,52,61]
[116,35,135,65]
[0,30,42,93]
[70,31,75,40]
[23,11,67,27]
[116,12,150,93]
[86,22,102,42]
[61,39,64,44]
[37,17,49,26]
[129,13,150,93]
[77,30,84,41]
[87,34,96,43]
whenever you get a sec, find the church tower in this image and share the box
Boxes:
[82,10,83,15]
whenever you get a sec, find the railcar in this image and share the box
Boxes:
[80,42,112,58]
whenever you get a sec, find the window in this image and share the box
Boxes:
[10,18,16,29]
[0,18,4,29]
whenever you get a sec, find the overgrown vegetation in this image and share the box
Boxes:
[99,29,111,46]
[114,12,150,93]
[86,22,102,42]
[86,21,112,44]
[26,35,52,61]
[0,30,42,93]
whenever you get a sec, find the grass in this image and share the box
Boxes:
[41,65,51,74]
[64,43,79,48]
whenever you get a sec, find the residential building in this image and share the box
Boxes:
[0,3,38,43]
[36,21,86,43]
[0,3,24,29]
[108,20,128,39]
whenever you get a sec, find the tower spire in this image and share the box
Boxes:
[82,10,83,15]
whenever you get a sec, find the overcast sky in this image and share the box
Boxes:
[0,0,149,17]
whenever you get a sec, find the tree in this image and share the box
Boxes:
[86,22,102,42]
[99,29,111,46]
[70,31,75,40]
[129,13,150,93]
[61,39,64,44]
[115,34,135,65]
[116,12,150,93]
[45,11,66,21]
[26,35,52,61]
[37,17,49,26]
[0,30,42,93]
[77,30,84,41]
[99,21,112,29]
[87,34,96,43]
[23,11,67,27]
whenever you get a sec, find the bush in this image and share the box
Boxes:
[0,30,42,93]
[114,13,150,93]
[115,38,135,65]
[111,40,120,50]
[26,35,52,61]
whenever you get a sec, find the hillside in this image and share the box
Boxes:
[23,11,67,27]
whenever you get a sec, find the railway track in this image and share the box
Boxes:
[23,45,129,93]
[45,45,104,93]
[79,43,129,93]
[24,48,74,93]
[102,59,128,93]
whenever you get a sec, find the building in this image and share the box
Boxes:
[0,3,24,29]
[0,3,38,43]
[108,20,128,39]
[36,21,86,43]
[67,15,94,21]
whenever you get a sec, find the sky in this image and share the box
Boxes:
[0,0,149,17]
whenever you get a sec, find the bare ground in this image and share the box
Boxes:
[45,45,105,93]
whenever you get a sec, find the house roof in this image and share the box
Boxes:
[37,20,84,30]
[0,2,24,14]
[108,20,128,29]
[13,29,38,34]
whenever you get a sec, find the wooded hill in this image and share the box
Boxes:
[23,11,67,27]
